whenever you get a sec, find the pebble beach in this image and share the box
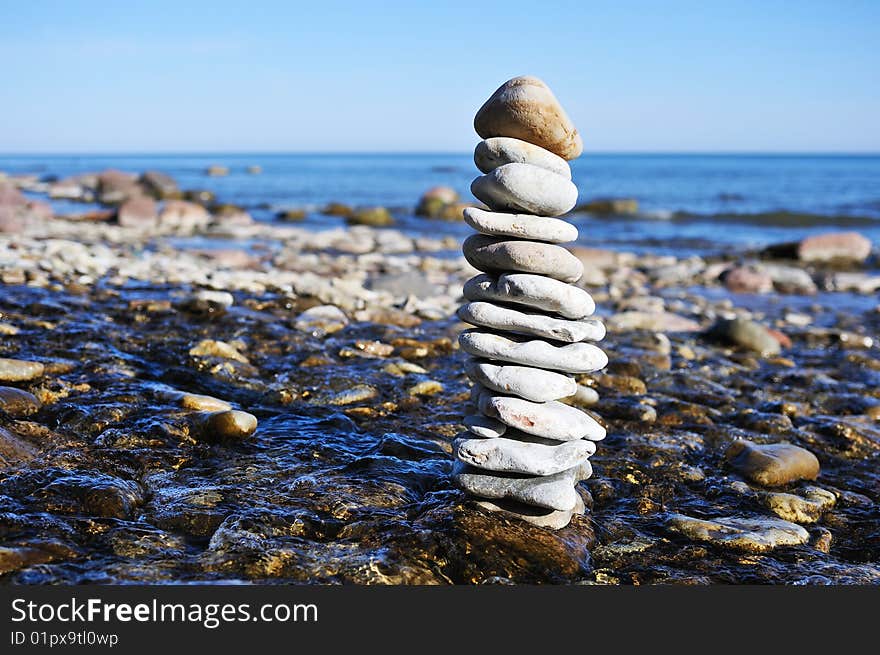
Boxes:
[1,153,879,584]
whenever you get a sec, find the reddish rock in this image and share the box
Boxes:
[140,171,180,199]
[0,182,26,207]
[722,265,773,293]
[117,196,158,228]
[766,328,792,349]
[25,200,52,221]
[0,206,23,233]
[797,232,872,264]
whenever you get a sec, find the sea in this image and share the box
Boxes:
[2,153,879,257]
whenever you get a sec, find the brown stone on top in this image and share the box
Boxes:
[725,439,820,487]
[96,169,141,205]
[797,231,872,264]
[474,76,583,160]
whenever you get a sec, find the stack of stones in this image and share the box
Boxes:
[453,76,607,529]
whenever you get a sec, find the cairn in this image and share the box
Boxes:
[454,76,607,529]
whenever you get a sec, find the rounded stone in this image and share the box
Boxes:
[477,391,606,441]
[473,75,583,160]
[453,461,581,512]
[475,493,585,529]
[458,301,605,343]
[463,207,577,243]
[725,439,820,487]
[463,273,595,319]
[462,235,583,283]
[454,433,594,476]
[474,137,571,178]
[463,413,507,438]
[466,359,576,402]
[471,163,578,217]
[459,329,608,374]
[195,410,258,442]
[0,358,45,383]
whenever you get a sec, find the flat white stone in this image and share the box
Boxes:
[453,461,581,512]
[463,413,507,438]
[454,432,594,476]
[475,494,585,529]
[474,137,572,179]
[463,207,577,244]
[462,235,583,283]
[459,329,608,374]
[471,163,578,217]
[463,273,595,319]
[466,358,576,402]
[458,301,605,343]
[477,390,606,441]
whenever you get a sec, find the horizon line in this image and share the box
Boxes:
[2,149,880,158]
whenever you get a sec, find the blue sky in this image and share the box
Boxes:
[1,0,878,153]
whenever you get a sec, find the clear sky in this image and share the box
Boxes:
[1,0,878,153]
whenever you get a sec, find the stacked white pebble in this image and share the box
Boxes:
[454,76,606,529]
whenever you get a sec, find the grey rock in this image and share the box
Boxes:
[453,461,581,511]
[463,272,595,319]
[458,301,605,343]
[474,137,571,178]
[466,358,576,402]
[471,163,578,217]
[454,433,594,476]
[666,514,809,553]
[463,235,583,283]
[477,391,605,441]
[463,207,577,243]
[459,329,608,374]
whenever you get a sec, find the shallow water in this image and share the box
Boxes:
[2,276,878,584]
[4,153,880,252]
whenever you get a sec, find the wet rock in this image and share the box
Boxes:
[0,426,38,467]
[180,393,232,412]
[725,439,820,486]
[277,208,307,221]
[320,384,378,406]
[294,305,349,336]
[722,265,773,293]
[321,202,354,217]
[759,486,836,524]
[576,198,639,215]
[206,165,229,177]
[474,75,583,160]
[666,514,809,552]
[707,318,781,355]
[0,357,45,382]
[246,165,262,174]
[797,232,872,264]
[184,189,216,204]
[192,410,258,442]
[117,196,158,228]
[416,186,459,217]
[408,380,444,396]
[0,386,42,416]
[347,207,393,226]
[189,339,249,364]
